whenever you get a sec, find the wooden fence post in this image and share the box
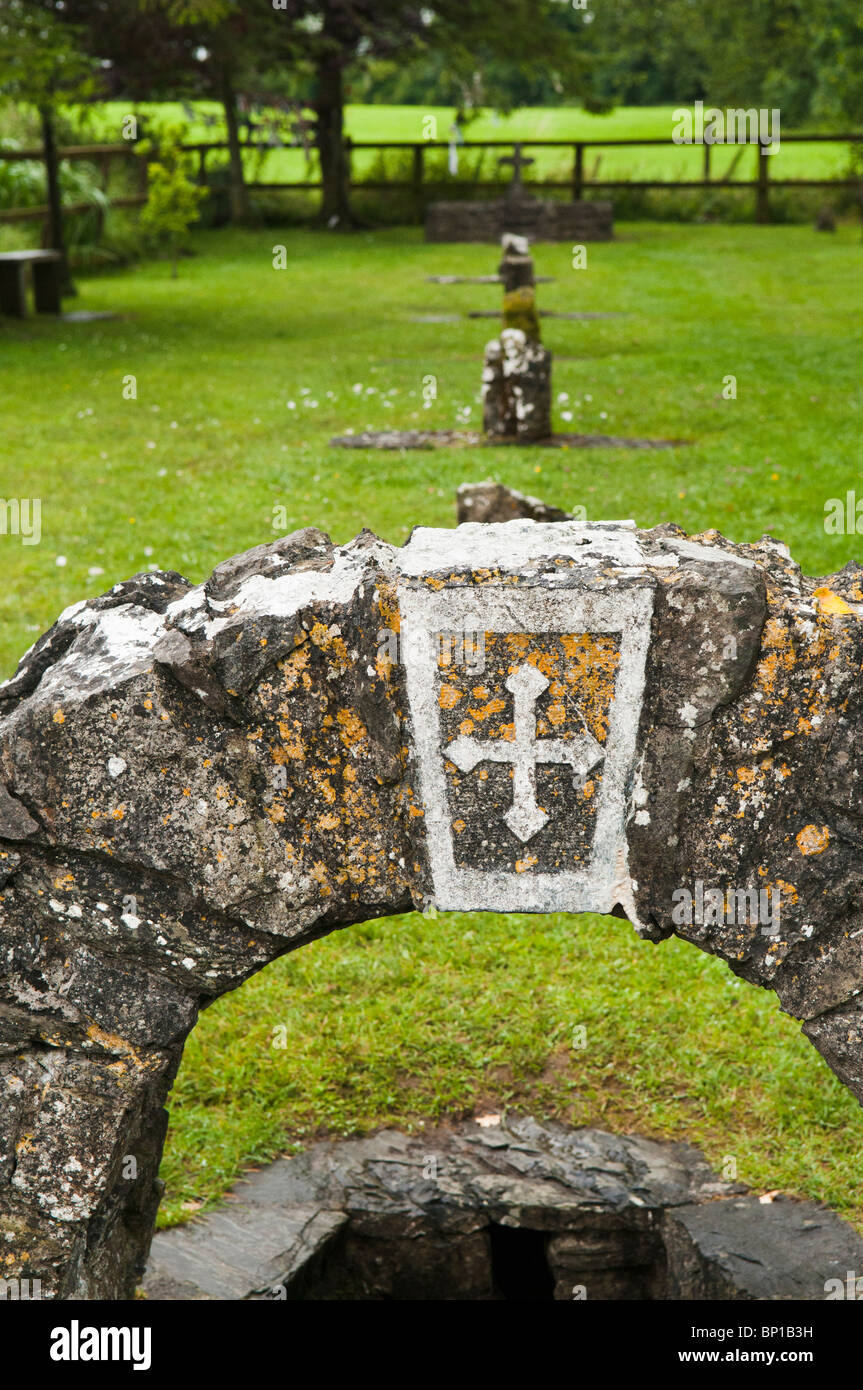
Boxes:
[95,152,111,241]
[573,142,584,201]
[412,143,424,224]
[756,138,770,223]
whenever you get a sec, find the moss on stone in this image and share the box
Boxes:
[502,286,541,342]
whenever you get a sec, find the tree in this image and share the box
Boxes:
[806,0,863,126]
[143,0,300,224]
[78,0,591,229]
[0,0,98,289]
[138,123,208,275]
[269,0,592,227]
[59,0,209,127]
[53,0,273,225]
[579,0,841,123]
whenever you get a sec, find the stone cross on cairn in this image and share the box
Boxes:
[498,142,535,199]
[446,663,605,843]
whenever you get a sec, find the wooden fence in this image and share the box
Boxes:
[1,133,862,227]
[259,133,863,224]
[0,143,147,228]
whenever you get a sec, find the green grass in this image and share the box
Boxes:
[165,911,860,1228]
[3,100,855,256]
[1,221,863,1228]
[91,100,858,184]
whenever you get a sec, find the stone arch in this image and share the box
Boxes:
[1,517,862,1299]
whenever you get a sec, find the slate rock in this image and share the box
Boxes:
[143,1117,863,1301]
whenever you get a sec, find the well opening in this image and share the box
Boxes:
[143,1116,863,1302]
[294,1212,664,1301]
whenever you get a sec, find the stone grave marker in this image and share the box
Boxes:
[482,234,551,442]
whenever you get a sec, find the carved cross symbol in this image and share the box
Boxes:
[498,142,535,191]
[446,663,605,844]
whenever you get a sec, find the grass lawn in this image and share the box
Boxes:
[1,220,863,1228]
[90,100,857,184]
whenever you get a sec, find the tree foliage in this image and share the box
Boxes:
[0,0,97,107]
[138,123,207,274]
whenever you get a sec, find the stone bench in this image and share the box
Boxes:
[0,249,63,317]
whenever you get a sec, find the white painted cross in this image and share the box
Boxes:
[446,662,605,843]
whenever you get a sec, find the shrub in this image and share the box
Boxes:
[137,124,208,276]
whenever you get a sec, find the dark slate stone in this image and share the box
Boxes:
[142,1118,863,1301]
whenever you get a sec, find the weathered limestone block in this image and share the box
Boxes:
[2,516,863,1298]
[482,329,552,441]
[497,233,541,340]
[497,233,534,293]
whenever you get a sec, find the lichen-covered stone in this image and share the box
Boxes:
[497,233,534,293]
[482,237,549,441]
[2,515,863,1298]
[498,235,540,339]
[482,329,552,441]
[457,480,572,524]
[502,286,541,341]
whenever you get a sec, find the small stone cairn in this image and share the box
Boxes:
[482,234,552,443]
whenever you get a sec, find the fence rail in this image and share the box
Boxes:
[178,132,863,225]
[0,133,861,227]
[0,141,146,226]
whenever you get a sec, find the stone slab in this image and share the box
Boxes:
[468,310,626,319]
[329,429,688,451]
[663,1196,863,1301]
[143,1205,346,1300]
[60,311,121,323]
[142,1118,863,1301]
[425,275,555,284]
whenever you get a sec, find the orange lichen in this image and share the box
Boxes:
[336,708,367,748]
[277,644,311,692]
[276,721,305,760]
[813,586,855,616]
[467,696,506,723]
[439,685,463,710]
[796,824,830,856]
